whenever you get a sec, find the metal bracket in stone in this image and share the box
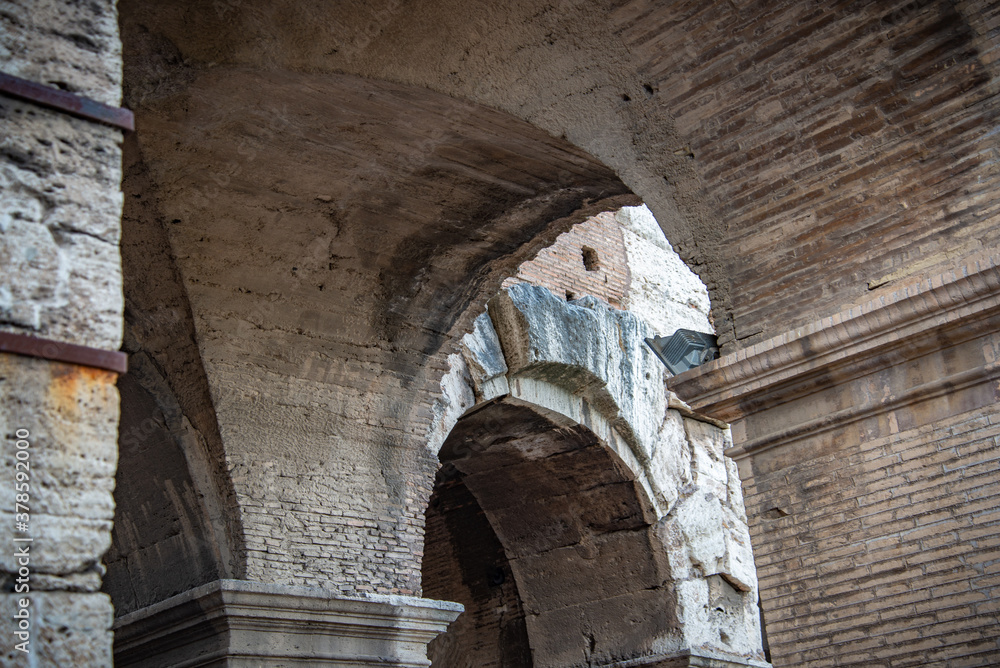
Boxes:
[0,331,127,374]
[0,72,135,132]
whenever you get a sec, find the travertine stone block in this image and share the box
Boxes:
[0,0,123,105]
[0,105,124,349]
[0,592,113,667]
[0,357,117,584]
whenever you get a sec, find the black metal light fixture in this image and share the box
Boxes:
[645,329,719,375]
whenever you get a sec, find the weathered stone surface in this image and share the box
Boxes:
[0,2,125,349]
[617,204,714,336]
[8,0,1000,666]
[1,5,124,667]
[427,283,766,665]
[0,592,113,667]
[426,353,476,454]
[459,311,509,401]
[685,417,731,499]
[0,0,123,105]
[489,283,667,457]
[0,357,117,583]
[0,105,124,349]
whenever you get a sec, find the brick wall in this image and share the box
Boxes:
[671,259,1000,667]
[504,205,715,338]
[747,403,1000,667]
[615,0,1000,348]
[504,210,631,308]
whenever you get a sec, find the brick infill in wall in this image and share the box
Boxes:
[503,210,631,308]
[746,405,1000,667]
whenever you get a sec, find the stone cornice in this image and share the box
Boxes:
[668,253,1000,425]
[113,579,462,667]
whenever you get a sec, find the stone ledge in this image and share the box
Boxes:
[668,253,1000,425]
[112,579,462,667]
[602,646,772,667]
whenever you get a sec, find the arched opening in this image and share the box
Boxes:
[112,6,763,664]
[109,24,651,662]
[424,399,676,667]
[104,367,231,615]
[418,196,769,665]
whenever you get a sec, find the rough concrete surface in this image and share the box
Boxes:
[0,104,124,349]
[0,592,113,667]
[1,3,125,667]
[0,0,123,105]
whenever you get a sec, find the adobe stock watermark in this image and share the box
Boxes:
[11,428,32,656]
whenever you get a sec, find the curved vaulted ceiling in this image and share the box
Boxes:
[122,0,1000,348]
[110,0,1000,626]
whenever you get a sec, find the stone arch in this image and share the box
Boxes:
[113,4,769,661]
[104,356,237,615]
[119,0,729,341]
[425,283,766,665]
[109,44,656,663]
[112,62,636,595]
[104,138,245,616]
[8,1,999,665]
[425,398,677,667]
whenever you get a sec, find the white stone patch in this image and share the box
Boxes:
[426,353,476,455]
[466,283,763,663]
[0,188,69,330]
[616,204,713,337]
[459,312,509,402]
[645,409,693,515]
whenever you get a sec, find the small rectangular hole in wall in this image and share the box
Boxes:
[582,246,600,271]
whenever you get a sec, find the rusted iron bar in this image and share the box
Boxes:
[0,71,134,132]
[0,331,127,374]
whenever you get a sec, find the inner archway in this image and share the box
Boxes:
[424,399,677,667]
[417,211,767,665]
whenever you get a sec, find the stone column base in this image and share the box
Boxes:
[112,579,463,667]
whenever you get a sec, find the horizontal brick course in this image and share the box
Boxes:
[618,0,1000,348]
